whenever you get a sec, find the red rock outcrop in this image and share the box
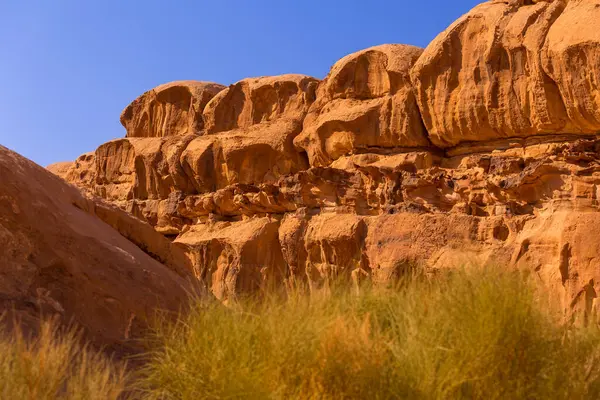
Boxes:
[93,136,198,201]
[44,0,600,323]
[410,0,576,147]
[203,74,317,134]
[1,145,197,352]
[52,74,317,235]
[121,81,225,138]
[543,0,600,133]
[295,44,430,167]
[180,117,308,191]
[189,74,317,189]
[291,213,369,291]
[175,217,286,302]
[164,134,600,321]
[48,152,95,188]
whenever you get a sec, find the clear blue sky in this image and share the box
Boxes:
[0,0,481,166]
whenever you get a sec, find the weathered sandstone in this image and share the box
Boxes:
[43,0,600,324]
[121,80,225,138]
[203,74,318,134]
[180,118,309,191]
[52,75,317,233]
[295,44,429,166]
[543,0,600,133]
[411,0,576,147]
[1,145,196,352]
[175,217,286,302]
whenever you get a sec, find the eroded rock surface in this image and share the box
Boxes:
[411,0,576,147]
[181,118,309,191]
[44,0,600,323]
[175,217,286,302]
[543,0,600,133]
[121,81,225,138]
[52,75,317,235]
[203,74,318,134]
[295,44,430,166]
[168,135,600,322]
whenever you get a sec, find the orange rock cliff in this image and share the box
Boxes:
[3,0,600,348]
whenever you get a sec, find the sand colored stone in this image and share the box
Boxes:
[42,0,600,323]
[295,44,429,166]
[1,146,196,352]
[121,81,225,138]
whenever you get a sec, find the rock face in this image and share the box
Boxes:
[295,44,430,166]
[121,81,225,138]
[176,217,286,302]
[411,0,577,147]
[181,119,308,190]
[203,74,317,134]
[543,0,600,133]
[167,133,600,323]
[44,0,600,323]
[52,74,318,235]
[0,145,196,352]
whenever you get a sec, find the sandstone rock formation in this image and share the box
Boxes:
[203,74,317,134]
[411,0,576,147]
[47,152,95,188]
[180,117,308,191]
[1,145,196,352]
[295,44,430,166]
[121,80,225,138]
[176,217,286,302]
[543,0,600,133]
[51,74,318,235]
[44,0,600,323]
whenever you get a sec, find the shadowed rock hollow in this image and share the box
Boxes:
[33,0,600,325]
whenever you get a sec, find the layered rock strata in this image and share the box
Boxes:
[47,0,600,322]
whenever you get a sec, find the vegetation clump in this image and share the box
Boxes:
[139,269,600,399]
[0,320,128,400]
[3,269,600,399]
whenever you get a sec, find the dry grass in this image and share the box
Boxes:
[0,319,129,400]
[3,268,600,399]
[138,268,600,399]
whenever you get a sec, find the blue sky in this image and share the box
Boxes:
[0,0,481,166]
